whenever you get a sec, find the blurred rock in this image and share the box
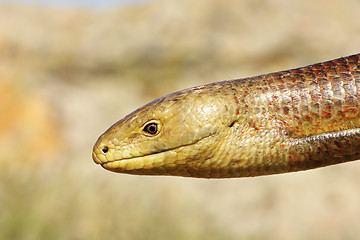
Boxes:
[0,80,62,164]
[1,0,359,85]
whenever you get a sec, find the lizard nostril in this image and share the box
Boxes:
[101,146,109,153]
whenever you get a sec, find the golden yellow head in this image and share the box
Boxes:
[92,84,238,177]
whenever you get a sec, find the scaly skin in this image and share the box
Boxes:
[92,54,360,178]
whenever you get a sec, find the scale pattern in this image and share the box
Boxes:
[92,54,360,178]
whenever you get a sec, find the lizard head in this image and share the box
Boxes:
[92,84,238,177]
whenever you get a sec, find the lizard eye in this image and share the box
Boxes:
[142,121,160,136]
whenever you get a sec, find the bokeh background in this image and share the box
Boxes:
[1,0,360,239]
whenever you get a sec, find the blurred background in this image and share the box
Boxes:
[1,0,360,239]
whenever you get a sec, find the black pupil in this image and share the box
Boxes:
[145,123,157,134]
[102,146,108,153]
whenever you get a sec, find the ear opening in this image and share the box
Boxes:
[229,121,236,128]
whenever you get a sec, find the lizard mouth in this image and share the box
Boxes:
[96,133,215,172]
[92,151,103,164]
[100,149,170,173]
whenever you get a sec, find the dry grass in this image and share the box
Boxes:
[1,0,360,239]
